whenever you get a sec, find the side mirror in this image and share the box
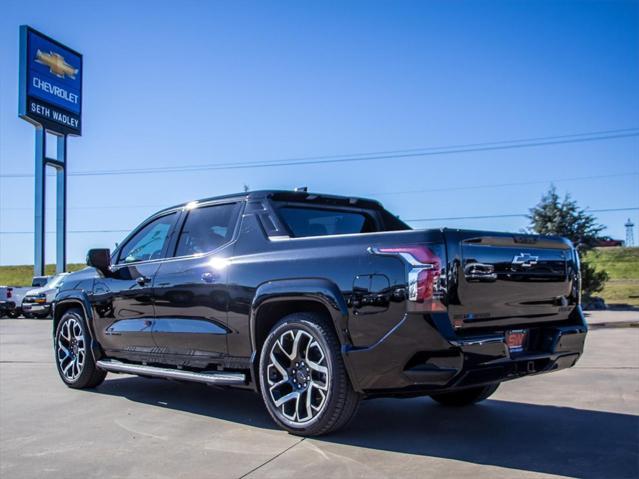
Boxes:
[87,248,112,275]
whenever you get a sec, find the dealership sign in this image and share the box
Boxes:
[18,25,81,276]
[19,26,82,136]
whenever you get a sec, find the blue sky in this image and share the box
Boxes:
[1,0,638,265]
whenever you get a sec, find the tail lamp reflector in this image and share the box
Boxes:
[374,246,444,310]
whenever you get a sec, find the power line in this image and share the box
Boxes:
[404,207,639,222]
[1,207,637,234]
[366,172,639,197]
[1,204,160,211]
[65,128,639,176]
[0,229,131,235]
[2,171,637,211]
[1,127,637,179]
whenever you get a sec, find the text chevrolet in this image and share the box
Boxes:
[51,190,587,436]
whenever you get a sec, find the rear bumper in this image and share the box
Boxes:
[343,307,587,396]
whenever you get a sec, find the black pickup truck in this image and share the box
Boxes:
[52,190,586,436]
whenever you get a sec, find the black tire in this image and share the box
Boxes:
[6,310,21,319]
[430,383,500,407]
[259,312,360,436]
[54,308,106,389]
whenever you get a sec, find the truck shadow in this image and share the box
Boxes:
[92,376,638,479]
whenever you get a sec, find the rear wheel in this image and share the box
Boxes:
[259,312,360,436]
[430,383,499,406]
[54,308,106,389]
[6,309,21,319]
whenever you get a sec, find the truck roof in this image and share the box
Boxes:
[158,190,384,215]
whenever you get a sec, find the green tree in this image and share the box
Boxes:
[528,186,609,298]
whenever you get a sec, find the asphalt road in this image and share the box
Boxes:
[1,315,638,479]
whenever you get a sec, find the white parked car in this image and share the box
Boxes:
[22,273,69,319]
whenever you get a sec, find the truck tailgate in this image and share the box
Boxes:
[444,230,579,333]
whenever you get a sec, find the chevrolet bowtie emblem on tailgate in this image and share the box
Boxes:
[512,253,539,268]
[35,49,78,79]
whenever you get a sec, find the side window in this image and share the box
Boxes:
[175,203,241,257]
[276,206,376,237]
[118,213,176,264]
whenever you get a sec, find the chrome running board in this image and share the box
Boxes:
[96,359,245,385]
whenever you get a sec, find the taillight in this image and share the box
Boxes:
[6,288,12,299]
[372,245,445,311]
[376,246,440,266]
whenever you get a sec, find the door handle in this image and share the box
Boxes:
[136,276,151,286]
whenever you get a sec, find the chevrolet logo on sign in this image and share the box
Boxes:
[35,49,78,79]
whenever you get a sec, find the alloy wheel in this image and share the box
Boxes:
[266,329,330,424]
[56,316,86,382]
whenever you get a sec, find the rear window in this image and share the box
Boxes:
[277,206,377,237]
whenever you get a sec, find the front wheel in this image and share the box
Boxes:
[54,309,106,389]
[430,383,500,406]
[6,309,21,319]
[259,312,360,436]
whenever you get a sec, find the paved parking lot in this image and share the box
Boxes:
[1,314,638,479]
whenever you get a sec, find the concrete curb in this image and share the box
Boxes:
[588,321,639,329]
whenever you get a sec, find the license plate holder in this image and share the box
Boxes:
[505,329,528,353]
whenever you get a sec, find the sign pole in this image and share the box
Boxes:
[19,26,81,278]
[55,135,67,274]
[34,127,46,277]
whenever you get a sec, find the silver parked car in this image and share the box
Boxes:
[22,273,69,319]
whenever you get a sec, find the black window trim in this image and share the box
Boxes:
[254,199,291,240]
[112,209,182,268]
[166,199,246,261]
